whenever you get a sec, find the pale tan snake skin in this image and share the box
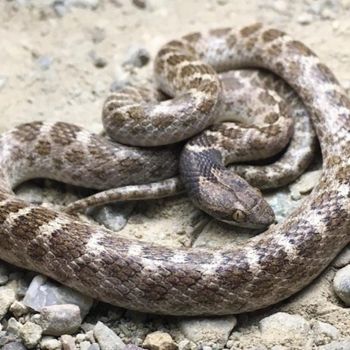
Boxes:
[0,24,349,315]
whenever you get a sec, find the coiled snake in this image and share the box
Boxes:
[0,24,349,315]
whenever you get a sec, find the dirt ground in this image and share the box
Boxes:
[1,0,350,349]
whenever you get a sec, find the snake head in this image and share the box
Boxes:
[195,169,275,229]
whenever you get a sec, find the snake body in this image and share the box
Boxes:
[0,24,349,315]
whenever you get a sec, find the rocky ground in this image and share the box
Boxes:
[1,0,350,349]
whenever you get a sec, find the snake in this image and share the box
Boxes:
[0,23,349,316]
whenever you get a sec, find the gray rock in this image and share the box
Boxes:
[91,202,134,231]
[318,338,350,350]
[2,342,27,350]
[143,331,177,350]
[0,75,8,91]
[259,312,311,342]
[123,46,150,68]
[0,263,9,285]
[88,344,101,350]
[6,317,22,337]
[333,265,350,305]
[89,50,108,68]
[0,280,17,320]
[61,334,76,350]
[40,336,62,350]
[93,321,125,350]
[10,300,29,318]
[312,320,340,340]
[37,304,82,336]
[19,321,43,349]
[178,316,237,345]
[66,0,100,9]
[23,275,93,317]
[36,56,54,71]
[80,341,92,350]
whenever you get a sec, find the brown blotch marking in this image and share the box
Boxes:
[226,33,237,49]
[286,40,315,56]
[65,148,85,164]
[12,122,43,142]
[240,23,263,37]
[335,165,350,185]
[197,80,220,96]
[35,139,51,156]
[183,32,201,43]
[157,47,174,58]
[258,91,277,106]
[262,29,285,43]
[210,28,231,37]
[166,54,190,66]
[50,122,81,146]
[327,90,350,110]
[264,112,279,124]
[245,37,258,51]
[314,63,339,84]
[268,43,283,56]
[0,200,27,225]
[197,96,216,113]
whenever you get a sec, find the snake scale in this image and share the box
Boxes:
[0,23,349,315]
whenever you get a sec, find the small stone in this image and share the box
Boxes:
[290,170,322,200]
[6,317,22,336]
[0,280,17,320]
[143,331,177,350]
[2,342,27,350]
[66,0,100,9]
[0,75,7,91]
[10,300,29,318]
[23,275,93,318]
[123,46,150,68]
[312,320,340,340]
[19,321,43,349]
[88,344,100,350]
[297,13,313,25]
[93,321,125,350]
[318,338,350,350]
[41,336,62,350]
[132,0,146,8]
[85,330,95,343]
[178,316,237,345]
[259,312,311,342]
[36,56,54,70]
[177,340,191,350]
[125,345,144,350]
[333,265,350,305]
[89,51,108,68]
[91,203,134,231]
[334,246,350,268]
[80,341,92,350]
[61,334,76,350]
[37,304,82,336]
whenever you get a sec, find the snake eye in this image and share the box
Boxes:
[232,209,246,223]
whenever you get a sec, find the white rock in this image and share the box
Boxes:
[60,334,76,350]
[178,316,237,345]
[6,317,22,336]
[10,300,29,318]
[318,338,350,350]
[297,13,314,25]
[93,321,125,350]
[41,336,62,350]
[259,312,311,342]
[2,342,27,350]
[143,331,177,350]
[80,341,92,350]
[312,320,340,340]
[333,265,350,305]
[23,275,93,317]
[66,0,100,9]
[0,281,17,320]
[38,304,82,336]
[19,321,43,349]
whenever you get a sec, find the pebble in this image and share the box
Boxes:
[297,13,314,25]
[132,0,146,8]
[318,338,350,350]
[19,321,43,349]
[65,0,100,9]
[143,331,177,350]
[36,56,54,71]
[0,280,17,320]
[80,341,92,350]
[312,320,340,340]
[60,334,76,350]
[289,170,322,200]
[93,321,125,350]
[0,75,8,91]
[40,336,62,350]
[91,202,135,231]
[23,275,93,318]
[88,344,101,350]
[0,263,9,285]
[123,46,150,68]
[125,345,144,350]
[6,317,22,337]
[178,316,237,345]
[2,342,27,350]
[37,304,82,336]
[333,265,350,305]
[259,312,311,342]
[10,300,29,318]
[333,246,350,268]
[89,50,108,68]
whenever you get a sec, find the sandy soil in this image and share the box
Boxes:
[1,0,350,349]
